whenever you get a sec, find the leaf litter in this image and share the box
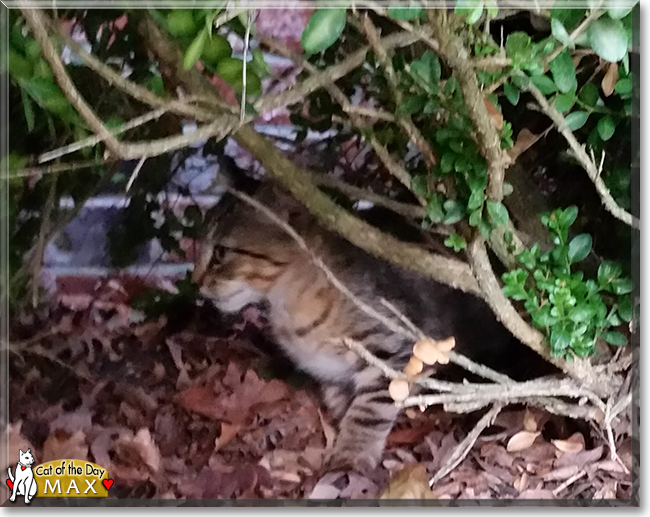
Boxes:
[6,282,633,501]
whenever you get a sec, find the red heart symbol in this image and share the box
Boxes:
[21,466,26,471]
[102,479,114,491]
[6,479,13,491]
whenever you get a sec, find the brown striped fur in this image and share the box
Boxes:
[193,183,553,472]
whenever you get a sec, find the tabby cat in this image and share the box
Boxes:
[192,183,551,472]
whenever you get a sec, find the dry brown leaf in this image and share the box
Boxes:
[413,337,455,366]
[403,356,424,376]
[551,432,585,454]
[42,429,89,463]
[601,62,619,97]
[522,409,538,433]
[506,430,541,452]
[484,97,504,129]
[513,471,529,492]
[215,423,242,452]
[380,464,437,499]
[508,128,539,161]
[541,465,580,482]
[389,378,410,402]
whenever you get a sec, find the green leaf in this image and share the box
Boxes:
[550,327,572,352]
[602,331,627,346]
[565,111,589,131]
[554,92,575,113]
[444,233,467,252]
[505,32,534,64]
[387,6,424,21]
[301,9,347,54]
[465,3,484,25]
[440,151,455,174]
[467,189,484,211]
[183,29,208,70]
[597,115,616,141]
[615,77,632,96]
[551,17,575,49]
[486,200,509,226]
[396,95,426,116]
[409,51,441,90]
[559,206,578,228]
[468,208,483,227]
[442,199,465,224]
[8,50,33,80]
[503,182,513,196]
[567,233,592,263]
[530,75,557,95]
[598,261,622,286]
[411,175,428,197]
[551,8,585,31]
[426,194,445,223]
[587,17,628,63]
[549,50,577,93]
[578,83,600,107]
[20,87,35,133]
[503,82,520,105]
[617,295,633,322]
[611,278,633,295]
[608,6,633,19]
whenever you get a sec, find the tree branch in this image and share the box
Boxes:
[526,81,639,230]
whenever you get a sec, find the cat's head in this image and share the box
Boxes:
[19,449,34,466]
[193,183,308,314]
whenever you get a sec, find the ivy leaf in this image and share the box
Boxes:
[530,75,557,95]
[587,17,628,63]
[567,233,592,264]
[551,18,575,49]
[301,9,347,54]
[411,175,428,196]
[615,77,633,96]
[486,200,509,226]
[565,111,589,131]
[505,32,534,64]
[183,29,208,70]
[602,331,627,346]
[503,82,520,105]
[396,95,426,115]
[597,115,616,141]
[550,50,577,93]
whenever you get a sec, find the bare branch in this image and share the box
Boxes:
[526,81,639,229]
[429,404,503,487]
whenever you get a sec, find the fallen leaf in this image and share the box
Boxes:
[601,62,619,97]
[380,464,436,499]
[507,430,541,452]
[541,464,580,481]
[523,409,538,433]
[484,96,504,129]
[215,423,242,452]
[554,445,604,469]
[551,432,585,454]
[508,128,539,161]
[389,378,410,402]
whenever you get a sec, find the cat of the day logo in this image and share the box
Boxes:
[5,450,112,504]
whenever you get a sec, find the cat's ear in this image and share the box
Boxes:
[27,448,31,452]
[19,449,23,455]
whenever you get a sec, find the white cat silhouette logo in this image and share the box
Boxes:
[6,448,37,504]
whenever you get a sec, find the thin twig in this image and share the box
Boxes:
[240,9,254,122]
[526,80,639,229]
[125,156,146,192]
[429,404,503,486]
[39,107,169,164]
